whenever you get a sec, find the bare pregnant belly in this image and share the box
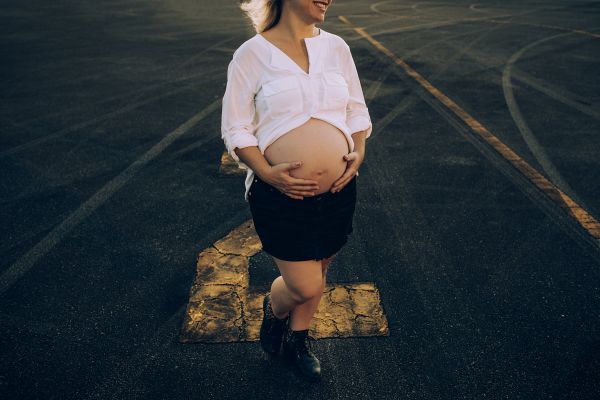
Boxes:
[264,118,350,195]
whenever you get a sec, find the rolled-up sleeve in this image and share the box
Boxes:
[341,43,372,139]
[221,58,259,169]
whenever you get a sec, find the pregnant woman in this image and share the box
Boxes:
[221,0,371,381]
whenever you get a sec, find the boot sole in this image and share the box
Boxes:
[283,347,322,382]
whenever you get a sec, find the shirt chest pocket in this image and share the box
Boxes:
[321,71,349,110]
[257,76,302,117]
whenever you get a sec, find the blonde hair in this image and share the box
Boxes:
[240,0,282,33]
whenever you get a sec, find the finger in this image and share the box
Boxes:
[287,183,319,193]
[284,192,304,200]
[330,184,346,193]
[289,177,320,187]
[289,188,317,196]
[277,187,308,199]
[331,176,351,192]
[289,183,319,191]
[333,172,354,187]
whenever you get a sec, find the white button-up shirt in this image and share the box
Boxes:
[221,28,372,201]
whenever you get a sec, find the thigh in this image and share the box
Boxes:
[272,256,323,293]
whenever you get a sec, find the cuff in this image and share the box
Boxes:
[225,131,258,164]
[348,115,372,139]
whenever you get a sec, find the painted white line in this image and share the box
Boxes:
[0,99,221,296]
[513,69,600,121]
[502,32,591,212]
[469,3,492,13]
[80,207,251,400]
[0,69,223,159]
[349,6,552,41]
[453,39,600,119]
[8,38,232,132]
[369,24,504,138]
[341,15,600,244]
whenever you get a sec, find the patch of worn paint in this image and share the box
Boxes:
[180,220,389,343]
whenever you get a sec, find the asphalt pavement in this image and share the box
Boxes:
[1,0,599,399]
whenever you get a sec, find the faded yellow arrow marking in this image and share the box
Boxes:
[180,218,389,343]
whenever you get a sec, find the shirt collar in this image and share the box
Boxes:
[258,29,326,75]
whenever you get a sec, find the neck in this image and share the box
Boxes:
[275,5,319,43]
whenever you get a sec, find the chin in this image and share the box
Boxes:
[309,10,326,22]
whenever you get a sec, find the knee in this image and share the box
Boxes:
[288,278,324,303]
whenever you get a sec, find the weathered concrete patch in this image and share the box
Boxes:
[243,283,388,341]
[180,219,389,343]
[311,283,389,339]
[213,219,262,258]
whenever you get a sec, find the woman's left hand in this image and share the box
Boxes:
[330,151,364,193]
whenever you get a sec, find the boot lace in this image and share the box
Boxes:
[297,334,317,356]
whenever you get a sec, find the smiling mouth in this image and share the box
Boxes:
[313,1,328,12]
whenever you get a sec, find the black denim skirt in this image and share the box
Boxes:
[248,173,357,262]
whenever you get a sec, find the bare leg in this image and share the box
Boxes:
[269,276,293,319]
[286,254,336,330]
[269,257,322,323]
[269,254,337,330]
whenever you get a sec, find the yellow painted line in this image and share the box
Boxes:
[180,220,389,343]
[338,16,600,244]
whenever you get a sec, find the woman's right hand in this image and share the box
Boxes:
[261,161,320,200]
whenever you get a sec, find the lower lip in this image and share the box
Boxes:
[314,3,327,13]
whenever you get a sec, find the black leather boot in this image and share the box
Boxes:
[259,293,289,354]
[282,326,322,381]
